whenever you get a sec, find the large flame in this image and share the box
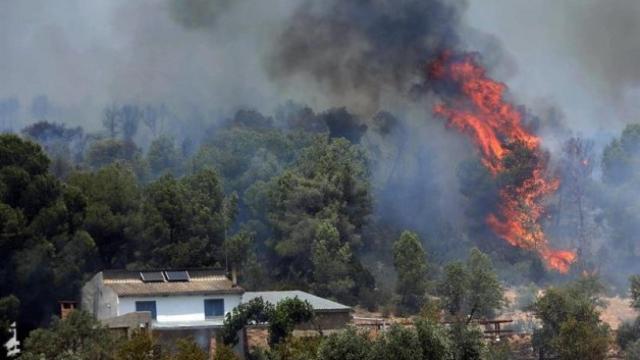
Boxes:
[429,52,576,273]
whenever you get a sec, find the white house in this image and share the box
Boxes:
[81,268,352,356]
[82,269,243,327]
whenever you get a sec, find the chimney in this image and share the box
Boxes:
[59,301,77,320]
[231,267,238,287]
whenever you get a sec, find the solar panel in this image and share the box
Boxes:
[165,270,190,282]
[140,271,165,282]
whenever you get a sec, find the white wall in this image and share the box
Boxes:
[118,294,241,323]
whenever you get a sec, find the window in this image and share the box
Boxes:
[204,299,224,319]
[135,301,157,320]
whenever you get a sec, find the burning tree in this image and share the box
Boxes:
[429,52,576,272]
[557,137,596,266]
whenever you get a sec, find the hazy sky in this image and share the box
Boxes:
[466,0,640,142]
[1,0,639,141]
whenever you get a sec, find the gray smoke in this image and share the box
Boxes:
[0,0,297,130]
[466,0,640,139]
[266,0,468,115]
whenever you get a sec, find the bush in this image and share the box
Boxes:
[213,344,240,360]
[618,318,640,351]
[415,319,452,360]
[369,324,423,360]
[317,328,371,360]
[174,338,208,360]
[449,323,485,360]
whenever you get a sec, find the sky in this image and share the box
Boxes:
[466,0,640,145]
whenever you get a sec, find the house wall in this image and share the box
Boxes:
[81,272,119,320]
[118,294,241,322]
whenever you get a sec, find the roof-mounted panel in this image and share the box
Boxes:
[165,270,190,282]
[140,271,165,282]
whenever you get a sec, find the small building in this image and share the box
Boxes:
[242,291,352,331]
[81,268,243,353]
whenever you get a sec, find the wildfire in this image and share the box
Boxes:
[429,52,576,273]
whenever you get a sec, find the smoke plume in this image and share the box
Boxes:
[267,0,468,114]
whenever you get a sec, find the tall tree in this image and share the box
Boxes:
[0,134,98,334]
[311,221,355,302]
[267,136,372,300]
[555,137,596,264]
[531,276,610,360]
[392,231,428,314]
[134,169,231,268]
[437,248,504,324]
[147,135,180,177]
[67,164,142,267]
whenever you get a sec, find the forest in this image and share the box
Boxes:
[1,100,640,359]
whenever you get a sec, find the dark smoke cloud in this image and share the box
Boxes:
[267,0,468,114]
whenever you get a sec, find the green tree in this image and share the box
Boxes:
[415,318,452,360]
[316,327,371,360]
[85,138,146,179]
[630,274,640,309]
[617,275,640,353]
[599,124,640,267]
[173,338,208,360]
[211,343,239,360]
[311,221,355,302]
[369,324,422,360]
[0,134,98,333]
[392,231,428,314]
[268,297,314,346]
[552,317,610,360]
[115,331,156,360]
[20,310,117,360]
[221,298,274,346]
[147,135,180,178]
[67,164,142,267]
[268,136,372,302]
[437,248,504,323]
[531,277,610,360]
[270,336,321,360]
[602,124,640,185]
[134,169,231,268]
[220,297,313,347]
[448,323,485,360]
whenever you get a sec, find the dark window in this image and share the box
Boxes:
[135,301,157,320]
[204,299,224,318]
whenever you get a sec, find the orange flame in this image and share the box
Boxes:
[429,52,576,273]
